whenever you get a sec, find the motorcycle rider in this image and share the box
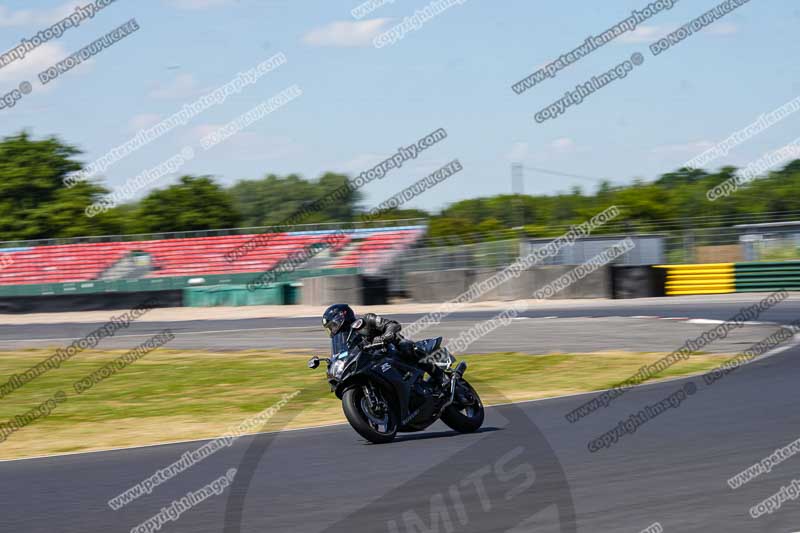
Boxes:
[321,304,448,385]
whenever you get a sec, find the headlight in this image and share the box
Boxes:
[329,359,346,379]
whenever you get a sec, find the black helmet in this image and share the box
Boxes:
[322,304,355,337]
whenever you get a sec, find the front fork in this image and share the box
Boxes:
[433,361,467,411]
[363,383,387,416]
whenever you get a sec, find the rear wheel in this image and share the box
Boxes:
[441,379,484,433]
[342,385,398,444]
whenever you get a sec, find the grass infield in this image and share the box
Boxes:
[0,348,730,459]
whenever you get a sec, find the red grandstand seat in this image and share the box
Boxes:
[0,227,425,285]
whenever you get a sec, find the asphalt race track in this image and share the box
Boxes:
[2,297,800,532]
[0,295,796,353]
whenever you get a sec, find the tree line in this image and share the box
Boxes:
[1,131,799,242]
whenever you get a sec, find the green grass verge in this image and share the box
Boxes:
[0,348,730,459]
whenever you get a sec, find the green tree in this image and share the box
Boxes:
[0,132,116,241]
[229,172,363,227]
[130,175,241,233]
[5,129,800,243]
[358,208,429,223]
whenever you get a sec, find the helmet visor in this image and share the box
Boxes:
[322,316,344,337]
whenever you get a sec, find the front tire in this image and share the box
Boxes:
[342,385,398,444]
[441,379,484,433]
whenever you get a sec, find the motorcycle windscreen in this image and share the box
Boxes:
[330,330,353,356]
[331,329,365,356]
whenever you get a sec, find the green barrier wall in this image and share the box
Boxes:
[184,284,300,307]
[0,268,357,297]
[735,261,800,292]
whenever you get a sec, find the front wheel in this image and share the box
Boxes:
[441,379,484,433]
[342,385,398,444]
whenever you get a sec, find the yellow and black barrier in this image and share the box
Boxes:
[655,263,735,296]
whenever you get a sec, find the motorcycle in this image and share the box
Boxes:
[308,333,484,444]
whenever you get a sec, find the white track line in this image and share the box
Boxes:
[747,329,800,365]
[5,314,777,344]
[0,326,317,344]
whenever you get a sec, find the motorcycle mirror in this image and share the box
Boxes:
[307,356,320,369]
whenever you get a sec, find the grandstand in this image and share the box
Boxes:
[330,230,422,270]
[0,224,427,286]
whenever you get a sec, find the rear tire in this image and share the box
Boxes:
[441,379,484,433]
[342,385,397,444]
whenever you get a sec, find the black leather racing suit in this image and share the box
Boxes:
[353,313,446,384]
[352,313,414,356]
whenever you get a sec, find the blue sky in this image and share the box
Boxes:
[0,0,797,212]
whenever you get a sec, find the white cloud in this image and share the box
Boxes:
[0,6,35,27]
[231,133,304,160]
[506,139,579,162]
[148,73,197,99]
[618,22,738,44]
[706,22,738,36]
[303,19,390,47]
[505,142,529,161]
[128,113,163,132]
[651,140,715,154]
[189,124,221,142]
[341,153,383,173]
[188,124,303,160]
[550,137,575,151]
[0,42,70,87]
[45,3,86,24]
[0,3,84,28]
[165,0,233,9]
[617,25,669,44]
